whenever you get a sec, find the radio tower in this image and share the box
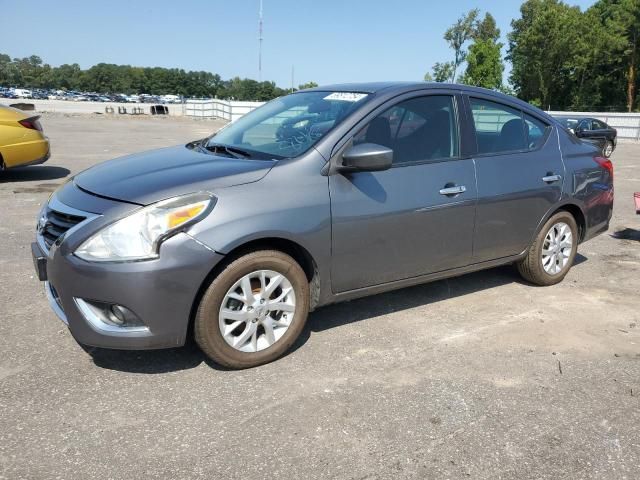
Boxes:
[258,0,263,81]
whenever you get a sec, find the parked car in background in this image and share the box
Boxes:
[13,88,33,99]
[161,94,181,104]
[0,104,49,169]
[32,83,614,369]
[555,116,617,158]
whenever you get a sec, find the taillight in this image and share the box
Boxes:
[18,116,43,132]
[594,156,613,179]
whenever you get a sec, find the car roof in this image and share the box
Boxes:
[303,82,556,123]
[555,115,591,120]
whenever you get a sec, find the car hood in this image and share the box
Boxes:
[74,145,276,205]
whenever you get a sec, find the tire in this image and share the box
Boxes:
[603,140,614,158]
[516,211,578,286]
[195,250,309,369]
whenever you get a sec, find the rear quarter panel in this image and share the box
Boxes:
[559,130,613,239]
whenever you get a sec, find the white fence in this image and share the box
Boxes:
[183,103,640,139]
[549,111,640,140]
[183,100,264,122]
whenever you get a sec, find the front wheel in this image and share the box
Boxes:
[516,211,578,286]
[195,250,309,369]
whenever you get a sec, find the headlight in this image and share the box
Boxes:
[75,192,215,262]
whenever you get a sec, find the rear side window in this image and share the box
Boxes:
[593,119,607,130]
[524,113,550,150]
[578,119,591,131]
[470,98,526,154]
[354,95,459,165]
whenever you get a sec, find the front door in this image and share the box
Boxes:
[467,96,565,262]
[329,93,477,293]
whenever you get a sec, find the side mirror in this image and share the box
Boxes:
[338,143,393,173]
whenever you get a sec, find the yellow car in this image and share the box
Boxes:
[0,104,50,170]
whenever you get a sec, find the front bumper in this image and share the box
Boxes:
[33,190,224,350]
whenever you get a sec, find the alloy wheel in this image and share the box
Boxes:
[541,222,573,275]
[604,142,613,157]
[218,270,296,353]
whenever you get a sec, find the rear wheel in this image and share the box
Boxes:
[195,250,309,369]
[603,140,614,158]
[516,211,578,286]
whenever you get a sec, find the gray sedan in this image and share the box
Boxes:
[32,82,614,368]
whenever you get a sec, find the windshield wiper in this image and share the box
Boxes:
[205,143,252,159]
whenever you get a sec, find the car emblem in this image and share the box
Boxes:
[37,214,48,234]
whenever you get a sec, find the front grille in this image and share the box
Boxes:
[41,208,85,250]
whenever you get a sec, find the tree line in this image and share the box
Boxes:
[427,0,639,112]
[0,54,319,101]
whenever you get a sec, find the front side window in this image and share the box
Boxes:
[207,91,370,159]
[353,95,459,164]
[470,98,526,154]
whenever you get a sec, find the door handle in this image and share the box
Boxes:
[542,174,562,183]
[439,185,466,196]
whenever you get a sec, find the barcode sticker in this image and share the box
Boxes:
[323,92,368,102]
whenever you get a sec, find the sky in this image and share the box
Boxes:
[0,0,597,88]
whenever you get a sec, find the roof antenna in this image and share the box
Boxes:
[291,65,295,92]
[258,0,263,82]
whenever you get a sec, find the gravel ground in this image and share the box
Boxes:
[1,113,639,480]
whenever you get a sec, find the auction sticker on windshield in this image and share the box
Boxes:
[323,92,368,102]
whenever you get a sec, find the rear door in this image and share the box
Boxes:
[329,92,477,293]
[465,95,564,262]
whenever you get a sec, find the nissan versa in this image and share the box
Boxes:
[32,83,614,369]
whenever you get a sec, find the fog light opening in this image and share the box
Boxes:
[108,305,126,325]
[74,298,148,332]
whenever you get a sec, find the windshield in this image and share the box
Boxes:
[556,117,579,129]
[206,91,370,159]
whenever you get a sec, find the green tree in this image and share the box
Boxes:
[588,0,640,111]
[474,11,500,42]
[0,53,22,86]
[49,63,83,90]
[507,0,584,109]
[0,52,292,101]
[298,81,318,90]
[461,40,504,89]
[461,13,504,89]
[424,62,455,82]
[444,9,479,82]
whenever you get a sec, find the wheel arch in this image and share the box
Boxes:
[187,236,322,341]
[555,203,587,242]
[531,201,587,248]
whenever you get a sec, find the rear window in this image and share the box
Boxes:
[524,114,550,149]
